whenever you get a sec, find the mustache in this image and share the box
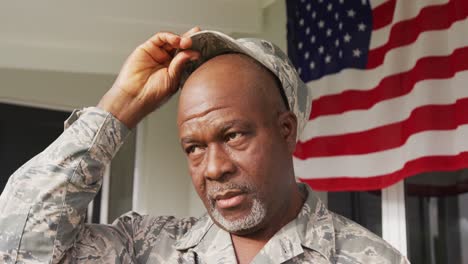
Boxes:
[206,182,255,200]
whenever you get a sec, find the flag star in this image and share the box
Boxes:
[310,35,316,43]
[298,42,303,50]
[347,9,356,18]
[339,22,343,30]
[299,18,304,26]
[326,28,333,36]
[309,61,315,69]
[304,51,310,59]
[312,11,317,19]
[325,55,332,63]
[318,46,324,54]
[335,39,340,47]
[306,27,311,35]
[339,0,344,4]
[298,67,302,74]
[353,48,362,57]
[361,0,367,5]
[343,33,352,43]
[339,50,343,58]
[327,3,333,11]
[318,20,325,28]
[306,3,311,11]
[335,13,339,20]
[318,0,324,3]
[358,22,366,31]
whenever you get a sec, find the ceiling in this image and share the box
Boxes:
[0,0,276,75]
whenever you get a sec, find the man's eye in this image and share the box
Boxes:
[186,145,202,155]
[226,132,242,142]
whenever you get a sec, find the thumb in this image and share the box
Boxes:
[168,50,200,88]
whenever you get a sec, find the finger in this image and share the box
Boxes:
[167,50,200,86]
[179,37,193,50]
[140,32,182,63]
[182,26,201,38]
[179,27,201,50]
[148,32,182,48]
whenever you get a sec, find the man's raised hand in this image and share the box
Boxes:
[98,27,201,128]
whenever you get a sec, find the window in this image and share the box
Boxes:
[0,102,136,224]
[405,170,468,264]
[0,103,70,192]
[328,190,382,236]
[326,170,468,264]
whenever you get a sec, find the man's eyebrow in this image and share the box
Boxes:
[219,120,252,134]
[180,120,253,144]
[180,136,197,145]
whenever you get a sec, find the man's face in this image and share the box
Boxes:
[177,54,297,235]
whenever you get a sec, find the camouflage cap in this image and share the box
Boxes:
[179,30,312,141]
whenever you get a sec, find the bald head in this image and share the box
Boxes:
[177,53,287,125]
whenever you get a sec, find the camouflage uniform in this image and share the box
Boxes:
[0,107,409,263]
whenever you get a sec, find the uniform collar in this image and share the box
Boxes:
[174,183,335,262]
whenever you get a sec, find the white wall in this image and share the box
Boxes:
[133,97,193,217]
[0,68,114,111]
[0,0,266,75]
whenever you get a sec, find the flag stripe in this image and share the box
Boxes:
[308,19,468,101]
[294,123,468,178]
[296,97,468,158]
[367,0,468,69]
[302,70,468,140]
[370,0,450,50]
[309,46,468,119]
[299,151,468,191]
[372,0,396,30]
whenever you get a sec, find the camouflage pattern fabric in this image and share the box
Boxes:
[179,30,313,141]
[0,108,409,263]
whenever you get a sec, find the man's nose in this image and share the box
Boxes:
[203,144,236,181]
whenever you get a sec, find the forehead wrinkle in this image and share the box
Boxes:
[179,107,228,140]
[179,104,228,126]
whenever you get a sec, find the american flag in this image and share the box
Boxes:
[287,0,468,191]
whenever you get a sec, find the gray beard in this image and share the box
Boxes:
[209,197,267,233]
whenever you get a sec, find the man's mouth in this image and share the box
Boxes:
[213,190,247,209]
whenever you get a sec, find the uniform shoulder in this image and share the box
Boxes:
[331,212,409,264]
[70,212,203,262]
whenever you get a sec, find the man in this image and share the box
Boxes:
[0,27,409,263]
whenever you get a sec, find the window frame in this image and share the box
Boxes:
[382,181,408,256]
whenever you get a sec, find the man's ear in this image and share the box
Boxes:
[278,111,298,153]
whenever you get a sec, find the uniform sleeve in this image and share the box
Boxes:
[0,107,130,263]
